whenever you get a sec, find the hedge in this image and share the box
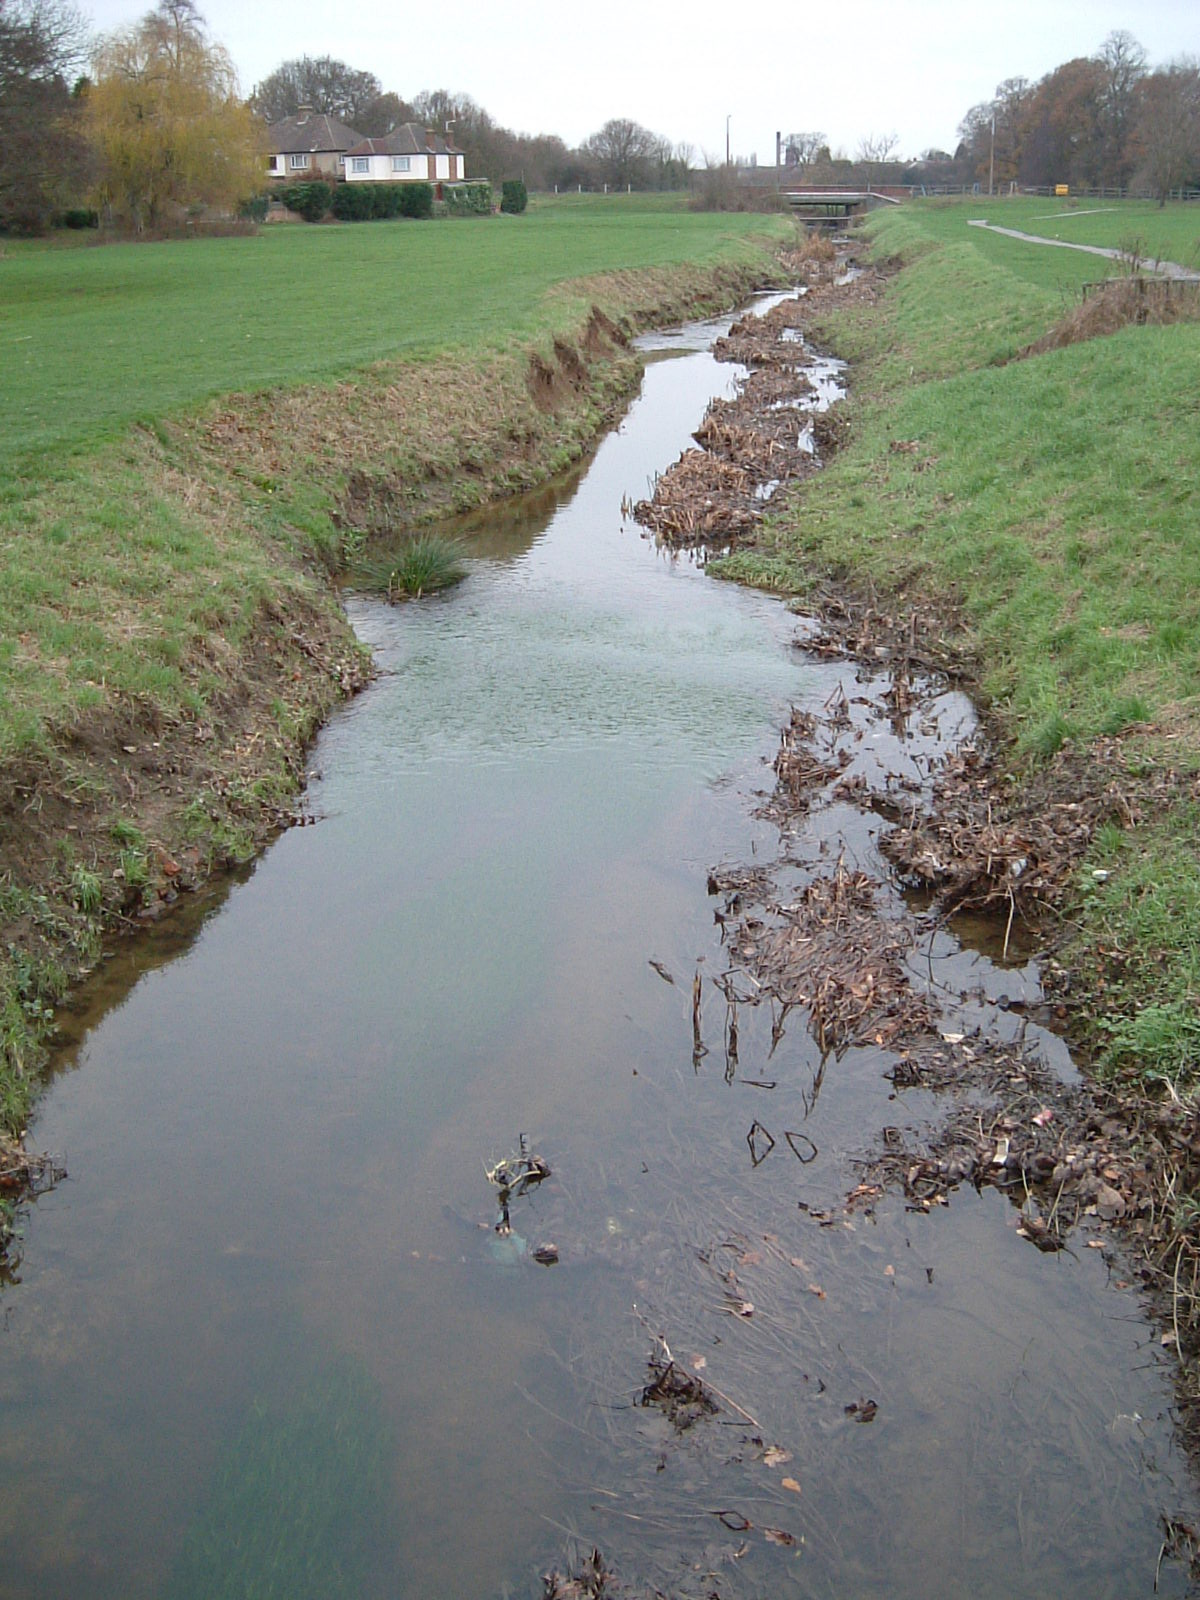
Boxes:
[330,182,434,221]
[280,181,333,222]
[443,181,492,216]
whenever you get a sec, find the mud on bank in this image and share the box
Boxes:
[0,249,785,1253]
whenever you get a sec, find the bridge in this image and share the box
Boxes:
[781,189,904,221]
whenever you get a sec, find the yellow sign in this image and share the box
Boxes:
[1054,183,1070,196]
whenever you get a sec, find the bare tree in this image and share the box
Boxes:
[856,131,899,186]
[1097,29,1147,185]
[1131,58,1200,204]
[783,130,825,173]
[0,0,91,229]
[251,55,381,126]
[581,116,662,189]
[355,90,413,139]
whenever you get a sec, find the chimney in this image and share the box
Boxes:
[296,104,312,126]
[426,128,437,150]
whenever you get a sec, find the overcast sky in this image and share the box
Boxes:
[79,0,1199,161]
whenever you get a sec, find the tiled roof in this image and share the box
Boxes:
[266,112,364,154]
[343,123,462,159]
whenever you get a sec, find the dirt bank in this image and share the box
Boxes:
[0,249,784,1256]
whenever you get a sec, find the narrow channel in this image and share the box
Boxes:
[0,302,1196,1600]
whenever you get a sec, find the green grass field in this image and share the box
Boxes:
[895,195,1200,283]
[1,203,783,458]
[731,197,1200,1087]
[0,197,791,1163]
[0,200,786,755]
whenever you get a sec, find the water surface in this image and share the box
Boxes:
[0,307,1196,1600]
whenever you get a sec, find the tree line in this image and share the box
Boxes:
[924,32,1197,201]
[0,0,697,233]
[249,59,694,194]
[1,4,1197,235]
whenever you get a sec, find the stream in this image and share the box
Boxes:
[1,299,1198,1599]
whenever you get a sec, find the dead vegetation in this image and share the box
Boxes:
[630,263,883,552]
[725,861,941,1055]
[1017,275,1200,359]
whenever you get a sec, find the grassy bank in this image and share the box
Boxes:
[725,197,1200,1091]
[0,201,791,1222]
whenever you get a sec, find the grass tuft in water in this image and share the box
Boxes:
[359,534,467,601]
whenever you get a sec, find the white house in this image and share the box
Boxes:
[264,109,364,182]
[343,123,465,188]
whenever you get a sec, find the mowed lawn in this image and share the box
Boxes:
[1,201,785,460]
[901,195,1200,290]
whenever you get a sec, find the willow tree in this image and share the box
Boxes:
[85,0,262,230]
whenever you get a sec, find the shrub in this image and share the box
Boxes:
[237,192,269,223]
[500,179,528,215]
[444,181,492,217]
[281,181,332,222]
[60,207,99,229]
[331,183,431,221]
[398,182,433,219]
[370,184,402,219]
[331,184,375,221]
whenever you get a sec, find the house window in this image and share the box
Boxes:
[289,153,309,170]
[391,156,411,173]
[352,157,370,174]
[267,155,279,171]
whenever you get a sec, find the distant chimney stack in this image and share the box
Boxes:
[426,128,437,150]
[297,105,312,126]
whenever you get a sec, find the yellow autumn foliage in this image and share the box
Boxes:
[84,0,264,229]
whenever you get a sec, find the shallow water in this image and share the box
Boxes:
[1,304,1196,1600]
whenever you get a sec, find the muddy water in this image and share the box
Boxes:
[1,307,1197,1600]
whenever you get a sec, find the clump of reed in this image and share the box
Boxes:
[356,534,467,600]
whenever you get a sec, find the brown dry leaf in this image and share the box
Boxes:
[763,1447,791,1467]
[781,1477,802,1494]
[691,1355,708,1371]
[808,1284,826,1299]
[739,1249,764,1267]
[764,1528,795,1547]
[789,1257,809,1271]
[736,1301,755,1318]
[883,1265,895,1278]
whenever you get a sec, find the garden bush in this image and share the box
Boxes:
[398,183,433,219]
[500,180,528,215]
[443,181,492,217]
[281,181,333,223]
[331,184,375,220]
[330,182,432,222]
[237,193,270,223]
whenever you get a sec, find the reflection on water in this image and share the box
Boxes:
[0,307,1196,1600]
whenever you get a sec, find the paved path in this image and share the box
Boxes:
[967,219,1200,281]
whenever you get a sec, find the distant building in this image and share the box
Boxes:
[264,109,364,182]
[343,124,465,189]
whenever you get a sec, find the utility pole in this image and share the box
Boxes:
[726,113,731,167]
[988,110,995,197]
